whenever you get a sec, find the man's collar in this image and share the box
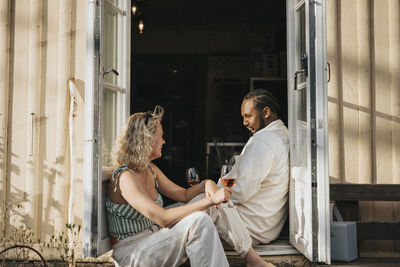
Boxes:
[254,119,284,136]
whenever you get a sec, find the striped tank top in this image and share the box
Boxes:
[105,164,164,240]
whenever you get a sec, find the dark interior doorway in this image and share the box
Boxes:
[130,0,287,204]
[131,54,207,193]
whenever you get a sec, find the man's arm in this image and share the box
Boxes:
[230,138,275,203]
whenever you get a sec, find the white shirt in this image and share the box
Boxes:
[218,119,289,243]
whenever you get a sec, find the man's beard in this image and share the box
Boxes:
[259,115,267,130]
[249,115,267,135]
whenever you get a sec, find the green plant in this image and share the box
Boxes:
[0,200,45,265]
[0,201,82,266]
[47,223,82,266]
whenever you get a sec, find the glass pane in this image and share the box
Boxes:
[102,88,117,166]
[296,6,306,85]
[293,90,308,167]
[111,0,119,6]
[293,5,308,168]
[104,5,119,85]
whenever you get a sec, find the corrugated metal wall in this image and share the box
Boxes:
[0,0,86,253]
[327,0,400,252]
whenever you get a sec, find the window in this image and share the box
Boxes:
[102,0,131,167]
[83,0,130,257]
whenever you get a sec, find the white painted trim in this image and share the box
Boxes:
[287,0,330,263]
[68,79,78,251]
[95,0,131,257]
[0,0,10,204]
[103,82,125,93]
[123,0,131,120]
[314,0,330,263]
[105,0,124,15]
[26,0,42,233]
[287,0,313,261]
[83,0,100,257]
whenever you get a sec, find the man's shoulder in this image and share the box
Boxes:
[254,127,288,146]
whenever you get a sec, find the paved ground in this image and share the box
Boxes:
[3,256,400,266]
[3,253,400,266]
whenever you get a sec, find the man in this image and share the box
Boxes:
[219,89,289,245]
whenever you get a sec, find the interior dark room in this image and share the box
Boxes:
[129,0,287,203]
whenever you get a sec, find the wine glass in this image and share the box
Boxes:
[220,165,236,188]
[186,167,200,186]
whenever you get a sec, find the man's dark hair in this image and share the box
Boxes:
[244,89,281,115]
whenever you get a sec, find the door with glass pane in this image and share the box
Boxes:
[286,0,330,263]
[102,0,130,167]
[83,0,130,257]
[99,0,131,256]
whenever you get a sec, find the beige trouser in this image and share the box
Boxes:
[112,211,229,267]
[188,193,253,258]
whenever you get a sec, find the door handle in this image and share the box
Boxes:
[103,68,119,78]
[326,62,331,83]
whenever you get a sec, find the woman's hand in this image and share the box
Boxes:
[210,187,232,205]
[204,179,219,197]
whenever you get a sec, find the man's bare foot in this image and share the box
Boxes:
[244,247,277,267]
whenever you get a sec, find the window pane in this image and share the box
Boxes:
[110,0,119,6]
[293,4,308,168]
[297,6,306,84]
[104,5,119,85]
[102,88,117,166]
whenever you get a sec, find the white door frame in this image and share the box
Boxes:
[83,0,131,257]
[286,0,330,263]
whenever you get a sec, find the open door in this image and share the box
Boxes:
[286,0,330,263]
[83,0,131,257]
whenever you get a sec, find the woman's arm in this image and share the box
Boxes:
[119,170,231,228]
[150,163,210,203]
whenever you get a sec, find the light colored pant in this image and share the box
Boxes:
[189,193,252,258]
[112,211,229,267]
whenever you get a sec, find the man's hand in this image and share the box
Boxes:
[210,187,232,205]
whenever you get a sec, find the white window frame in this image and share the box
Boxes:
[83,0,131,257]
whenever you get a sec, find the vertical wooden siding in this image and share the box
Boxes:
[1,0,86,254]
[327,0,400,252]
[0,0,10,213]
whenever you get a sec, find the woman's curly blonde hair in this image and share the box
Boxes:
[111,106,164,171]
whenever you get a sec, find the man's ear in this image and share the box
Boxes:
[263,106,271,119]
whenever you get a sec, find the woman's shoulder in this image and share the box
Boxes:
[112,165,139,182]
[118,168,139,179]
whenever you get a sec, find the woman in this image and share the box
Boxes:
[106,106,231,266]
[107,106,268,267]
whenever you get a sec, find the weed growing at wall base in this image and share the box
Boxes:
[0,201,82,266]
